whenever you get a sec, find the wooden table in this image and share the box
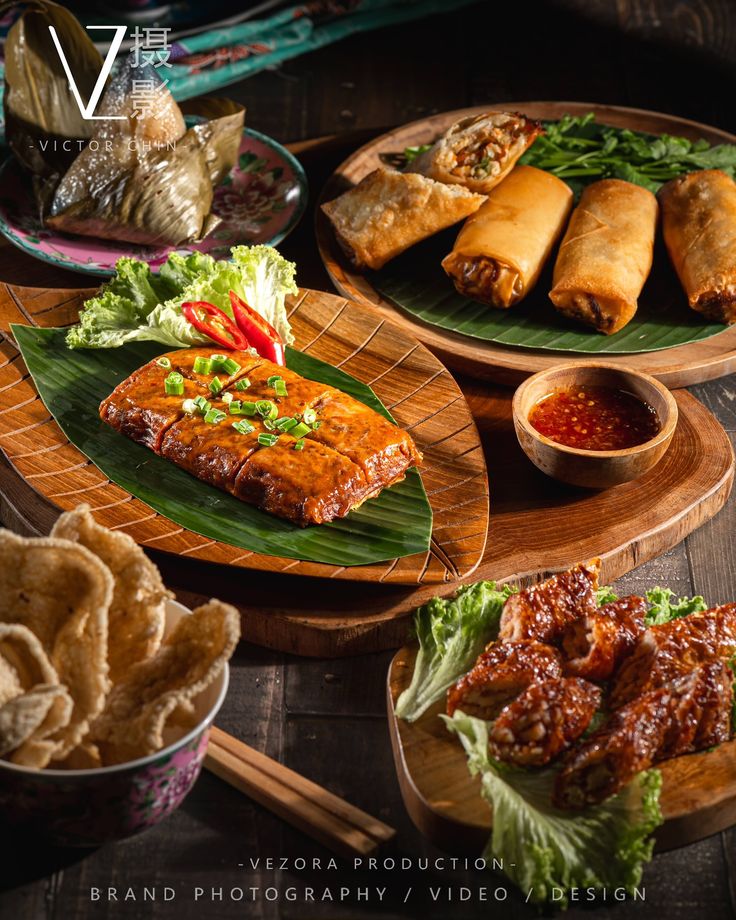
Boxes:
[2,2,736,917]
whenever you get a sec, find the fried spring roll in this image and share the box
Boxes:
[446,640,561,720]
[498,560,600,645]
[554,661,733,809]
[441,166,573,308]
[408,111,542,194]
[561,596,648,682]
[321,168,485,271]
[659,169,736,323]
[488,677,601,767]
[549,179,658,334]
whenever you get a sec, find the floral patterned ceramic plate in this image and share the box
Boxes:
[0,127,307,277]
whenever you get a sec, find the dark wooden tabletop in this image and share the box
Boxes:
[2,1,736,917]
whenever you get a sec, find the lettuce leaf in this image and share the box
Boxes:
[444,712,663,908]
[66,245,297,349]
[644,587,707,625]
[394,581,515,722]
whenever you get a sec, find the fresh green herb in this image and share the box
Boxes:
[520,112,736,196]
[238,400,257,416]
[404,143,431,163]
[228,400,242,414]
[267,374,288,397]
[232,420,255,435]
[193,395,210,413]
[274,416,297,432]
[235,377,251,391]
[221,357,241,375]
[312,420,322,429]
[156,356,171,369]
[193,355,212,375]
[255,399,278,420]
[204,408,226,425]
[445,712,662,907]
[290,421,311,439]
[263,418,277,431]
[221,392,233,405]
[181,398,197,414]
[294,438,305,451]
[164,371,184,396]
[643,587,707,625]
[302,408,317,426]
[209,376,223,395]
[258,432,279,447]
[210,353,228,368]
[394,581,516,722]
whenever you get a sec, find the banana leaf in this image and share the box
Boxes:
[373,230,729,355]
[13,326,432,567]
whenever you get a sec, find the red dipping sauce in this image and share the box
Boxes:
[528,385,660,451]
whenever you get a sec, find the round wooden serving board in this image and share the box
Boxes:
[0,283,489,587]
[317,101,736,387]
[387,646,736,853]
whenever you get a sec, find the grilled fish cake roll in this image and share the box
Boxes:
[442,166,573,308]
[100,358,203,452]
[408,112,542,194]
[554,661,733,809]
[659,169,736,323]
[610,603,736,708]
[489,677,601,767]
[446,640,561,720]
[310,392,421,486]
[562,596,647,682]
[549,179,658,334]
[498,560,600,645]
[321,167,485,271]
[233,436,367,526]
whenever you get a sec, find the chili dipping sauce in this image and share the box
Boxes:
[528,385,660,451]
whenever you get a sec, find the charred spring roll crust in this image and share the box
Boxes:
[659,169,736,323]
[321,167,485,271]
[549,179,658,334]
[408,111,542,194]
[100,348,422,526]
[562,596,648,682]
[488,677,602,767]
[442,165,573,308]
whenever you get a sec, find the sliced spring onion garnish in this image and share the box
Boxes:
[274,380,288,397]
[255,399,278,420]
[293,439,305,451]
[210,353,227,368]
[312,421,322,429]
[274,416,297,432]
[290,421,311,439]
[228,400,242,415]
[232,420,255,435]
[182,398,197,414]
[193,395,211,413]
[209,376,224,395]
[204,408,226,425]
[156,356,172,369]
[164,371,184,396]
[222,392,234,405]
[266,375,281,387]
[263,418,277,431]
[257,432,279,447]
[239,401,257,416]
[193,356,212,375]
[302,408,317,425]
[221,357,241,375]
[235,378,251,391]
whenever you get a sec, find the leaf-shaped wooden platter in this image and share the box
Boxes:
[0,284,489,585]
[317,101,736,386]
[387,646,736,853]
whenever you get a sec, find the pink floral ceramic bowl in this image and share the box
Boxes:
[0,126,307,277]
[0,599,229,846]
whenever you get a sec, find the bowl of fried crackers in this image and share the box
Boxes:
[0,505,240,846]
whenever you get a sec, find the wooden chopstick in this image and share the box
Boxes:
[204,725,396,857]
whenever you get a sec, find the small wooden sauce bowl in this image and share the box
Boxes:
[512,363,678,489]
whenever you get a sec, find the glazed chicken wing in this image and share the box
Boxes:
[610,603,736,708]
[562,596,648,682]
[498,560,600,645]
[554,661,733,809]
[488,677,601,767]
[446,640,561,720]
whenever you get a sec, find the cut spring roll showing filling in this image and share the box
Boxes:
[407,111,542,194]
[561,595,648,682]
[553,661,733,809]
[498,559,600,645]
[659,169,736,323]
[320,167,485,270]
[446,640,562,720]
[549,179,658,334]
[442,165,573,308]
[488,677,602,767]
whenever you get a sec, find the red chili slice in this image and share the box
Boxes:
[229,290,285,366]
[182,301,249,350]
